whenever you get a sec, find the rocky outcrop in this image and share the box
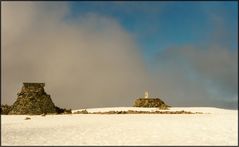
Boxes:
[133,98,169,109]
[55,106,72,114]
[8,83,57,115]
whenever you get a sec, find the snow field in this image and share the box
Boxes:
[1,107,238,145]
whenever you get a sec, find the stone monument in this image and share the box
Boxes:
[133,91,169,109]
[8,83,57,115]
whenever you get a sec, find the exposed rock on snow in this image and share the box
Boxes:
[134,98,169,109]
[74,109,89,114]
[24,117,31,120]
[73,109,202,114]
[4,83,72,115]
[8,83,57,115]
[55,106,72,114]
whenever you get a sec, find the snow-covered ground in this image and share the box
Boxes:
[1,107,238,146]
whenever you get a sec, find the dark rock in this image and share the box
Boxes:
[55,106,72,114]
[63,109,72,114]
[1,104,12,115]
[25,117,31,120]
[133,98,170,109]
[55,106,65,114]
[117,111,122,114]
[74,109,88,114]
[80,109,88,114]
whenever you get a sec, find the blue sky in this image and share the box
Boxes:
[68,1,238,63]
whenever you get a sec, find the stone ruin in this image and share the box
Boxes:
[8,83,57,115]
[133,91,170,109]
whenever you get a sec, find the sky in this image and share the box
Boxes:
[1,1,238,109]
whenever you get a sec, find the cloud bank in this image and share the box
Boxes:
[2,2,237,109]
[2,2,150,109]
[152,45,237,108]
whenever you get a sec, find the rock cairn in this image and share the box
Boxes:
[8,83,57,115]
[134,98,169,109]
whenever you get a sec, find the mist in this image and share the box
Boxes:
[2,2,237,109]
